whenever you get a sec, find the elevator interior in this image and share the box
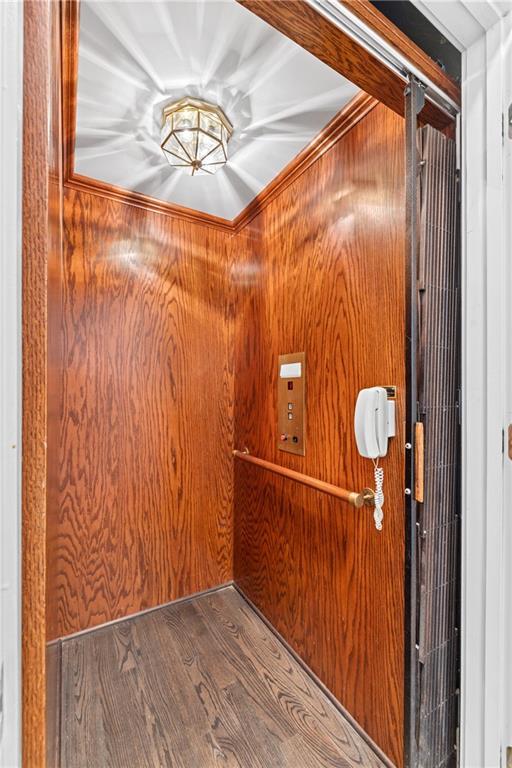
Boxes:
[25,1,461,766]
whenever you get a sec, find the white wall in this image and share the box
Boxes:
[502,9,512,757]
[0,2,22,767]
[461,10,510,768]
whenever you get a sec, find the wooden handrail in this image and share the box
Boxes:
[233,449,374,509]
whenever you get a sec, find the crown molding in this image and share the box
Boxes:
[64,173,237,232]
[232,91,377,231]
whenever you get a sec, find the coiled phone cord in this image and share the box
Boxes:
[373,460,384,531]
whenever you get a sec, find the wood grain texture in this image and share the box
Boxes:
[339,1,460,107]
[22,1,53,764]
[237,0,453,131]
[47,188,236,639]
[233,103,406,767]
[60,585,386,767]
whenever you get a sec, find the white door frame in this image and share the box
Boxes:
[460,10,511,768]
[413,5,511,764]
[0,2,23,767]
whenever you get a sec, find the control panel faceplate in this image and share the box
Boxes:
[277,352,305,456]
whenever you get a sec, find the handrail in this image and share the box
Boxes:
[232,449,374,509]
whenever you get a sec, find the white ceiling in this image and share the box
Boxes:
[75,0,359,221]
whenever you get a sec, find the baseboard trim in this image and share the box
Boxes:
[46,581,235,645]
[233,583,396,768]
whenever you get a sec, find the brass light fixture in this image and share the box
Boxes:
[161,97,233,176]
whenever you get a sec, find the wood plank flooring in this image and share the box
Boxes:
[57,586,387,768]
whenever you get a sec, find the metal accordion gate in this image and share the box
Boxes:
[414,123,460,768]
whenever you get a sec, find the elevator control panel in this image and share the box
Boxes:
[278,352,305,456]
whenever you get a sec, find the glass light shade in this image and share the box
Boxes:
[161,97,233,176]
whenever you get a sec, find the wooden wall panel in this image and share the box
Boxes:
[47,188,235,639]
[22,1,53,763]
[234,104,406,767]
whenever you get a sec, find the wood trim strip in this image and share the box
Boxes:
[339,0,460,107]
[61,0,79,183]
[236,0,455,130]
[23,2,51,765]
[414,421,424,503]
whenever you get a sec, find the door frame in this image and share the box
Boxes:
[0,2,23,767]
[460,13,511,768]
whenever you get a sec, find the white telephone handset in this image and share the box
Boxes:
[354,387,395,531]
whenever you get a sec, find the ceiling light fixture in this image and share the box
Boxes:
[161,97,233,176]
